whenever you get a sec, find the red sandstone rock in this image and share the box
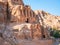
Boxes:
[0,2,7,23]
[0,0,56,45]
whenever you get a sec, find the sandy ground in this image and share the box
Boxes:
[17,39,54,45]
[0,37,55,45]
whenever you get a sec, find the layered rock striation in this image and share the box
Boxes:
[0,0,58,45]
[35,10,60,30]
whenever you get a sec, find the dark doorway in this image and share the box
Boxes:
[43,35,45,38]
[25,18,29,23]
[0,33,3,37]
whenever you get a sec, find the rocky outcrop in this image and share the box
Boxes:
[0,2,7,22]
[34,10,60,30]
[0,1,7,35]
[0,0,57,45]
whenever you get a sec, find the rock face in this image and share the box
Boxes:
[0,2,6,23]
[0,0,57,45]
[34,10,60,30]
[0,1,7,34]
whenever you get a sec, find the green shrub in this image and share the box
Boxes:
[50,28,60,38]
[53,30,60,38]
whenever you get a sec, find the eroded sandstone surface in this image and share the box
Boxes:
[0,0,57,45]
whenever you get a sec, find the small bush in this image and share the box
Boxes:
[53,30,60,38]
[50,28,60,38]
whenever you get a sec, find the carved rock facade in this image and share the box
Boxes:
[0,0,50,45]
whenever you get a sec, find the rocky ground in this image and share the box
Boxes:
[0,37,54,45]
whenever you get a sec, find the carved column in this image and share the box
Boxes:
[26,6,30,18]
[21,9,24,16]
[20,5,23,16]
[25,9,28,18]
[28,9,31,18]
[19,5,22,16]
[31,10,33,17]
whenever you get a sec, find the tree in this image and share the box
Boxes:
[50,28,60,38]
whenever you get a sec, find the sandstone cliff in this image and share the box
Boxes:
[34,10,60,30]
[0,0,59,45]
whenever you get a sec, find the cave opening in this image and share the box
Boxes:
[0,33,3,37]
[43,35,45,38]
[25,18,29,23]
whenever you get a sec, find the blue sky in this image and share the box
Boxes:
[23,0,60,16]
